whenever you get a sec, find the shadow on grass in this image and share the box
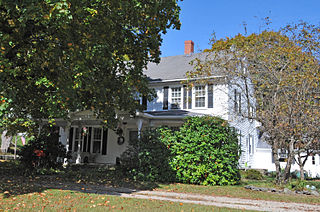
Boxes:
[0,161,161,198]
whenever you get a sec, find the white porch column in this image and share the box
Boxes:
[137,118,143,139]
[64,122,71,165]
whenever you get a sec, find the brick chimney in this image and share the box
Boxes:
[184,40,194,55]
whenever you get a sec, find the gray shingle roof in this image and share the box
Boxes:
[144,53,215,81]
[145,110,206,117]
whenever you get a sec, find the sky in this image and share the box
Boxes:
[160,0,320,57]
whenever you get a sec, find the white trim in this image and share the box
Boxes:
[148,75,225,84]
[170,86,182,109]
[194,85,207,108]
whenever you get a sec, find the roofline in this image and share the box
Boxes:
[148,75,225,84]
[136,111,185,120]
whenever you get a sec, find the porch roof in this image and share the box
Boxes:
[143,110,206,118]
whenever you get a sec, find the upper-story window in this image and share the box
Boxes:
[234,89,241,114]
[195,86,206,107]
[171,87,181,109]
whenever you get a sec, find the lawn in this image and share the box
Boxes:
[1,161,320,212]
[155,181,320,205]
[0,189,240,212]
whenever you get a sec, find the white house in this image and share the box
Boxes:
[57,40,320,178]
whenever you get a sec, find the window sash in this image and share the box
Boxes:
[71,127,103,154]
[195,86,206,107]
[171,87,181,108]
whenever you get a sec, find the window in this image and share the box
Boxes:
[236,129,241,146]
[74,128,82,152]
[129,131,138,142]
[312,156,315,165]
[249,106,254,122]
[249,134,254,155]
[195,86,206,107]
[93,128,102,153]
[171,87,181,109]
[234,90,241,114]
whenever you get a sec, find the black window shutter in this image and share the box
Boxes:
[234,89,238,113]
[188,86,192,109]
[271,152,274,163]
[87,127,92,153]
[142,96,147,110]
[83,132,87,152]
[208,84,214,108]
[183,85,187,109]
[68,127,74,151]
[238,93,241,113]
[102,128,108,155]
[163,87,169,110]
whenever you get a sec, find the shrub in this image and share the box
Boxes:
[160,116,241,186]
[119,116,241,186]
[119,129,175,182]
[288,180,306,191]
[243,169,263,180]
[20,126,68,173]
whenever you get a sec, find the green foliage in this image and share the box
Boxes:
[119,129,175,182]
[19,127,68,173]
[0,0,181,134]
[243,169,264,180]
[288,180,306,191]
[191,22,320,185]
[120,116,241,186]
[160,116,241,186]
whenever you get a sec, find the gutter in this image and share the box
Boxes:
[135,111,186,120]
[148,75,225,84]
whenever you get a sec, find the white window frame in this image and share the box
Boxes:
[249,106,254,122]
[234,90,241,114]
[171,87,182,109]
[194,85,206,108]
[71,126,103,155]
[249,134,254,155]
[92,127,103,154]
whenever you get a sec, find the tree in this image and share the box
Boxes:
[0,0,181,134]
[189,23,320,184]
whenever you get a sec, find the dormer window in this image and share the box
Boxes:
[171,87,181,109]
[195,86,206,107]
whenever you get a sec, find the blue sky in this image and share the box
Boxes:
[160,0,320,57]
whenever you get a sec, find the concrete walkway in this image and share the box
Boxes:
[37,181,320,212]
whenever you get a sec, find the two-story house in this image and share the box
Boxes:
[56,40,320,177]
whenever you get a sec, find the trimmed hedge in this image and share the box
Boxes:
[120,116,241,185]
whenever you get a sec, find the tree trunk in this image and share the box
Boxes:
[296,151,309,181]
[280,140,295,184]
[282,152,294,184]
[272,146,281,184]
[299,165,305,181]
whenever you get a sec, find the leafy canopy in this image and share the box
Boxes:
[0,0,181,133]
[189,22,320,184]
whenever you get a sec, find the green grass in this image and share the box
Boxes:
[1,160,320,212]
[155,182,320,205]
[0,189,243,212]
